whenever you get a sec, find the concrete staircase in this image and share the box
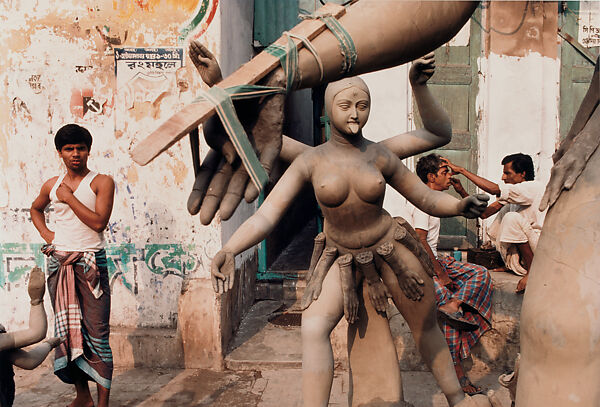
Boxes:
[226,271,523,373]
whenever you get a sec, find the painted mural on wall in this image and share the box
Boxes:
[0,242,200,293]
[178,0,219,43]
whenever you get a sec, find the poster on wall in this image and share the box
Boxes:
[114,47,184,128]
[579,0,600,48]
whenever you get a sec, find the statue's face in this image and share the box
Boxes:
[330,87,370,136]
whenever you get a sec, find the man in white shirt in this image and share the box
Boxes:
[442,153,547,293]
[409,154,493,396]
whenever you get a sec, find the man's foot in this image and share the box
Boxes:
[459,375,484,396]
[67,397,94,407]
[438,309,478,331]
[515,274,528,294]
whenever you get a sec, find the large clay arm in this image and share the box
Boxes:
[0,268,47,351]
[211,155,310,293]
[540,56,600,211]
[6,337,63,370]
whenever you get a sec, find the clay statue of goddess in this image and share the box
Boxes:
[208,49,490,406]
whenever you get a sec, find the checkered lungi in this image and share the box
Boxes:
[433,256,493,364]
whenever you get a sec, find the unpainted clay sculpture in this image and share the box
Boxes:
[170,0,481,224]
[209,55,491,406]
[515,56,600,407]
[0,267,63,406]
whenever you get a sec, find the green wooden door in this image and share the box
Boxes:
[559,1,599,140]
[414,8,482,250]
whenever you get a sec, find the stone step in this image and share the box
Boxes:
[246,272,523,373]
[224,300,302,370]
[110,326,184,368]
[255,270,309,310]
[40,326,184,369]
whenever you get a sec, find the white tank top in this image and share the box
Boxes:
[49,171,105,251]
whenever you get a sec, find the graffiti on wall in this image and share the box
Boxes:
[0,243,200,293]
[178,0,219,43]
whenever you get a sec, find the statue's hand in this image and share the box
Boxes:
[540,126,598,211]
[189,41,223,87]
[27,267,45,305]
[187,44,286,225]
[210,251,235,294]
[458,194,489,218]
[44,336,66,349]
[409,52,435,86]
[366,280,390,313]
[342,287,359,324]
[397,268,425,301]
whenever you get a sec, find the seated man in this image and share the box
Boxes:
[441,153,546,293]
[408,153,493,396]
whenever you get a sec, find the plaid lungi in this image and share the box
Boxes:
[44,246,113,389]
[433,256,493,364]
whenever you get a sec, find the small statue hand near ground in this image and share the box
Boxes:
[210,251,235,294]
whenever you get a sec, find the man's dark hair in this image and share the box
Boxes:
[502,153,534,181]
[416,153,443,184]
[54,124,93,151]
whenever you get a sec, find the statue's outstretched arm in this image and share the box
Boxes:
[387,155,488,218]
[381,52,453,159]
[211,155,310,293]
[0,268,47,351]
[7,337,63,370]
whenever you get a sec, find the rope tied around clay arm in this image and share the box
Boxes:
[192,13,356,193]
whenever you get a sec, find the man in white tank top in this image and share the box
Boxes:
[30,124,115,407]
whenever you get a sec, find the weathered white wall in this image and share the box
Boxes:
[477,52,559,239]
[360,65,414,221]
[0,0,239,331]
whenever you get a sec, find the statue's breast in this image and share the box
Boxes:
[313,161,385,208]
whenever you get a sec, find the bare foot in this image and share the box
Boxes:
[439,299,461,314]
[67,397,94,407]
[515,274,528,294]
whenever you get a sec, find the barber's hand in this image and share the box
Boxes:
[210,251,235,294]
[188,44,286,224]
[27,267,45,305]
[189,41,223,87]
[440,157,462,175]
[458,194,489,218]
[409,52,435,86]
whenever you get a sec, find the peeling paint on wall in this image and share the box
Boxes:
[486,1,558,59]
[0,0,224,330]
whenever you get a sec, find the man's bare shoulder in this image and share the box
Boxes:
[91,173,115,191]
[41,176,59,191]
